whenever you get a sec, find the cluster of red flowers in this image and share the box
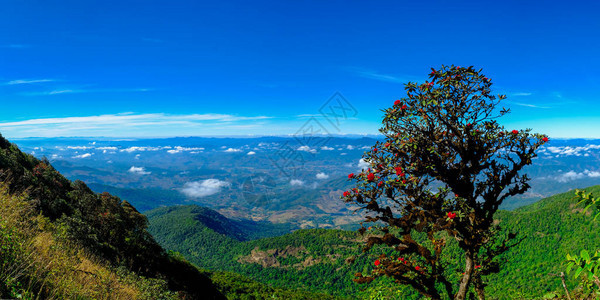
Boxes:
[393,100,408,110]
[447,212,457,219]
[367,172,375,181]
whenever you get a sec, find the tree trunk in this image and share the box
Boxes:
[593,274,600,291]
[455,254,474,300]
[476,287,485,300]
[560,272,572,300]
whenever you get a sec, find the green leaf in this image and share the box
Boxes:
[567,263,573,274]
[575,266,584,278]
[582,249,591,261]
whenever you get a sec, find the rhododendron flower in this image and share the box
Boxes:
[394,100,401,106]
[455,194,459,198]
[378,181,383,187]
[402,104,408,110]
[348,173,354,179]
[511,130,518,134]
[367,173,375,181]
[384,142,390,148]
[343,191,350,197]
[415,266,420,271]
[475,265,481,269]
[542,137,549,142]
[428,81,434,87]
[395,166,403,176]
[398,257,404,261]
[447,212,457,219]
[374,260,380,266]
[373,147,378,152]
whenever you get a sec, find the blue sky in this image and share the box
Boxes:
[1,0,599,138]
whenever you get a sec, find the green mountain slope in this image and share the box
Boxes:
[148,186,600,299]
[0,133,224,299]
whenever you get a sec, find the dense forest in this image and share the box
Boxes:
[147,186,600,299]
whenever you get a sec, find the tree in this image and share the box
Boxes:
[342,65,547,300]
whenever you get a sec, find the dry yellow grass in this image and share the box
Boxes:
[0,183,172,300]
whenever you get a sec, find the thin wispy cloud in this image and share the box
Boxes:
[0,113,273,138]
[350,67,418,83]
[1,44,29,48]
[511,92,533,96]
[506,100,551,109]
[21,88,152,96]
[6,79,54,85]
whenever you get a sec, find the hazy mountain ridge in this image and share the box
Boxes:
[12,137,600,229]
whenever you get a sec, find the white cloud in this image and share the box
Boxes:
[290,179,305,186]
[320,146,334,150]
[545,144,600,157]
[358,158,371,170]
[247,151,256,155]
[556,170,600,182]
[298,145,317,153]
[167,149,180,154]
[73,153,92,159]
[224,148,242,152]
[316,172,329,180]
[181,179,230,198]
[128,166,151,175]
[346,145,355,150]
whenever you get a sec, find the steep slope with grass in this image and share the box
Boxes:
[0,133,224,299]
[148,186,600,299]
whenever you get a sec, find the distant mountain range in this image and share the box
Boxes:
[11,137,600,229]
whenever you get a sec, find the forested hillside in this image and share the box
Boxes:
[0,133,224,299]
[148,186,600,299]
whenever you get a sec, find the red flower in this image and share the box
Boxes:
[368,226,372,230]
[394,100,402,106]
[455,194,459,198]
[373,147,378,152]
[401,104,408,110]
[378,181,383,187]
[430,70,435,75]
[428,81,434,87]
[484,77,489,82]
[475,265,481,269]
[447,212,457,219]
[384,142,390,148]
[542,137,549,142]
[398,257,404,261]
[343,191,350,197]
[511,130,519,135]
[466,123,472,128]
[374,260,380,266]
[348,173,354,179]
[415,266,420,271]
[367,173,375,181]
[395,166,403,176]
